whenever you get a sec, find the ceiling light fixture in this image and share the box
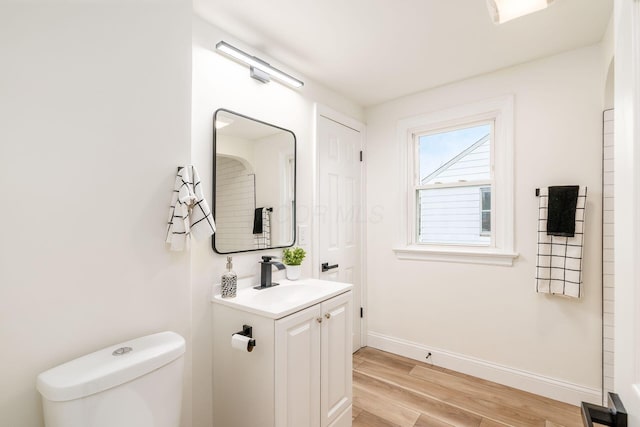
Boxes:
[215,41,304,88]
[487,0,555,24]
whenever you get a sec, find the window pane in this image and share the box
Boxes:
[419,124,491,185]
[481,211,491,233]
[418,185,491,245]
[481,187,491,210]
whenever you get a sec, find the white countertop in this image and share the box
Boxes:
[212,278,352,319]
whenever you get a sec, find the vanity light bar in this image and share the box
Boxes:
[215,41,304,88]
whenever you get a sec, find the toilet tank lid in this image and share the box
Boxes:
[36,331,185,402]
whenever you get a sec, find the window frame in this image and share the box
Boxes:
[413,120,495,247]
[394,95,517,266]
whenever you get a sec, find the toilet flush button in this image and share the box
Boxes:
[112,346,133,356]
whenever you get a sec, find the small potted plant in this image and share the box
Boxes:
[282,247,306,280]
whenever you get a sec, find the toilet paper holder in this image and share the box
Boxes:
[232,325,256,351]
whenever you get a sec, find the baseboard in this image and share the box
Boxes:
[366,331,601,406]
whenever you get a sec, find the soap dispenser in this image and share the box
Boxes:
[221,256,237,298]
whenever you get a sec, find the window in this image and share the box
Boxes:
[394,96,517,266]
[415,123,493,246]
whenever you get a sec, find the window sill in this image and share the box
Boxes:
[393,245,519,266]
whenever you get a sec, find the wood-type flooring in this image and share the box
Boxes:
[352,347,585,427]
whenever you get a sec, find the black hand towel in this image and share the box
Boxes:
[253,207,263,234]
[547,185,580,237]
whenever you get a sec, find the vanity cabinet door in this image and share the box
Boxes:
[275,304,322,427]
[320,291,353,427]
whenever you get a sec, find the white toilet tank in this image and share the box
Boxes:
[37,331,185,427]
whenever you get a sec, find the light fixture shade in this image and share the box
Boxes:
[215,41,304,88]
[487,0,555,24]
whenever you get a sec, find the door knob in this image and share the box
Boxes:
[321,262,339,272]
[316,317,323,323]
[325,313,331,319]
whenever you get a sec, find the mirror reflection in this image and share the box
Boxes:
[213,109,296,254]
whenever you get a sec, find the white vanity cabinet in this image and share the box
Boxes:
[212,279,352,427]
[275,291,352,427]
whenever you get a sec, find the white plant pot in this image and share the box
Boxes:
[286,265,301,280]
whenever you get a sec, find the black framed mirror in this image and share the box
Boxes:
[212,109,296,254]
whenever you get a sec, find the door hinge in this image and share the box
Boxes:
[359,151,363,162]
[360,307,364,318]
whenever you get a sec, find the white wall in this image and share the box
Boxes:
[0,2,193,426]
[191,16,363,427]
[365,45,605,403]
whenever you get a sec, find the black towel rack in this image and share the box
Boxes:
[535,186,588,197]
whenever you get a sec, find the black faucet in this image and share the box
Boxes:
[254,256,286,290]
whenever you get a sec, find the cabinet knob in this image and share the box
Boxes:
[324,313,331,319]
[316,317,323,323]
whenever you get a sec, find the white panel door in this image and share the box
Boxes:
[318,115,362,351]
[275,304,322,427]
[320,292,353,427]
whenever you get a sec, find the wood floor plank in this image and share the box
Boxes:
[356,360,546,427]
[353,383,421,427]
[356,347,416,374]
[353,410,400,427]
[409,365,581,427]
[354,371,483,427]
[353,348,583,427]
[357,360,459,400]
[430,387,545,427]
[413,414,456,427]
[352,405,364,420]
[412,362,582,416]
[357,352,568,427]
[353,357,364,369]
[361,348,579,426]
[479,418,510,427]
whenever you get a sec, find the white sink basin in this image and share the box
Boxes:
[212,279,352,319]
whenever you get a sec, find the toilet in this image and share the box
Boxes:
[36,331,185,427]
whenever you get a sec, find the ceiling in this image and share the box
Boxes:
[194,0,613,107]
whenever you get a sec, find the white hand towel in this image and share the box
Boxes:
[166,165,215,251]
